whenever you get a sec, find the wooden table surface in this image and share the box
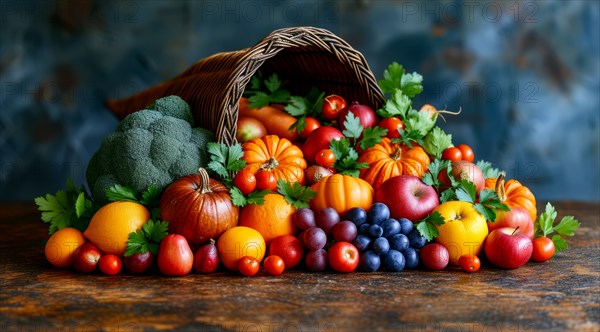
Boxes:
[1,201,598,332]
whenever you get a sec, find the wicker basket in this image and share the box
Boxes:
[106,26,385,146]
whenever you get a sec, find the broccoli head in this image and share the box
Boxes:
[87,95,215,205]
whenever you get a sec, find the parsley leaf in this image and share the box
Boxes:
[421,159,450,189]
[378,62,424,98]
[277,180,316,209]
[125,219,169,256]
[477,160,505,179]
[423,127,453,159]
[359,126,388,150]
[245,73,291,108]
[285,90,325,134]
[455,180,476,203]
[207,142,246,181]
[230,187,270,207]
[404,109,436,138]
[554,216,580,237]
[140,186,161,207]
[415,211,445,241]
[330,138,368,177]
[285,96,310,117]
[342,112,364,140]
[105,184,163,219]
[377,90,411,119]
[105,184,138,203]
[534,203,580,252]
[35,179,94,234]
[440,189,456,203]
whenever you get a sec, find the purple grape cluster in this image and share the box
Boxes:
[293,207,358,271]
[349,203,426,272]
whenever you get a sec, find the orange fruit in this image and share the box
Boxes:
[83,201,150,256]
[45,227,86,268]
[216,226,266,271]
[238,193,296,244]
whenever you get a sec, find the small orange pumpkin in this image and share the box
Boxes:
[357,138,430,191]
[242,135,308,185]
[485,174,537,222]
[310,174,374,216]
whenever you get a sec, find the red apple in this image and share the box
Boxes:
[484,227,533,269]
[420,243,450,271]
[157,234,194,276]
[236,116,267,143]
[73,243,101,273]
[268,235,304,269]
[488,206,534,239]
[439,161,484,195]
[338,102,377,131]
[375,175,440,221]
[124,251,155,274]
[302,126,344,164]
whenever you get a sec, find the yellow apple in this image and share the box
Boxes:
[434,201,489,265]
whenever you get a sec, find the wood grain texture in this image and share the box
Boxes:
[0,202,598,331]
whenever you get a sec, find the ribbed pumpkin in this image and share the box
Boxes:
[160,168,239,246]
[485,175,537,222]
[242,135,307,185]
[357,138,430,191]
[310,174,374,216]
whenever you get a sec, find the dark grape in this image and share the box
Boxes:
[367,203,390,225]
[303,227,327,251]
[402,247,419,269]
[381,218,401,238]
[367,224,384,239]
[408,230,427,249]
[389,233,410,252]
[359,250,380,272]
[372,237,390,255]
[358,223,370,235]
[353,235,372,252]
[346,207,368,227]
[317,207,340,233]
[305,249,328,271]
[332,220,358,243]
[399,218,414,235]
[381,250,405,272]
[293,208,316,230]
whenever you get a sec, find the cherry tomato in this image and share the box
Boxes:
[98,254,122,275]
[442,147,462,162]
[457,144,475,162]
[315,149,336,168]
[458,254,481,273]
[263,255,285,276]
[300,117,321,139]
[233,168,256,195]
[238,256,260,277]
[255,169,277,191]
[328,242,359,273]
[378,117,405,139]
[531,237,555,262]
[322,95,347,120]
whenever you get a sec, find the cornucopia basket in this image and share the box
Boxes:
[105,26,385,146]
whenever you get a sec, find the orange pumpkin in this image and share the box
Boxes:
[357,138,430,191]
[242,135,307,185]
[485,175,537,222]
[310,174,374,216]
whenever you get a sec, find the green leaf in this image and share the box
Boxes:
[75,192,86,218]
[539,203,557,237]
[246,190,270,206]
[376,90,411,118]
[421,159,449,190]
[553,216,580,237]
[125,219,168,256]
[247,92,272,109]
[422,127,453,159]
[416,222,438,242]
[342,112,364,140]
[455,180,476,203]
[359,126,387,150]
[378,62,405,94]
[277,180,316,209]
[105,184,138,203]
[245,73,291,108]
[265,73,282,93]
[400,72,424,98]
[208,142,246,179]
[477,160,505,179]
[140,185,161,207]
[440,189,456,203]
[230,187,248,207]
[474,203,496,221]
[404,109,436,137]
[285,96,310,117]
[227,143,246,172]
[552,234,569,252]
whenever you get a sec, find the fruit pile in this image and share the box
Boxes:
[37,62,580,276]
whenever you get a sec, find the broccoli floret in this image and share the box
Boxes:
[87,95,215,205]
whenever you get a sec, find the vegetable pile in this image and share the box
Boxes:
[36,61,580,277]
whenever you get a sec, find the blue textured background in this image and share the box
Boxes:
[1,0,599,202]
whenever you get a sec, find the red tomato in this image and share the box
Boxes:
[442,147,463,162]
[315,149,336,169]
[263,255,285,276]
[268,235,304,269]
[328,242,359,273]
[300,117,321,139]
[233,168,256,195]
[531,237,555,262]
[238,256,260,276]
[98,254,122,275]
[378,117,405,139]
[457,144,475,162]
[458,254,481,273]
[255,169,277,191]
[322,95,347,120]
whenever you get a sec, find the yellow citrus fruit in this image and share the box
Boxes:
[238,193,296,244]
[45,227,86,268]
[434,201,489,266]
[83,201,150,256]
[217,226,266,271]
